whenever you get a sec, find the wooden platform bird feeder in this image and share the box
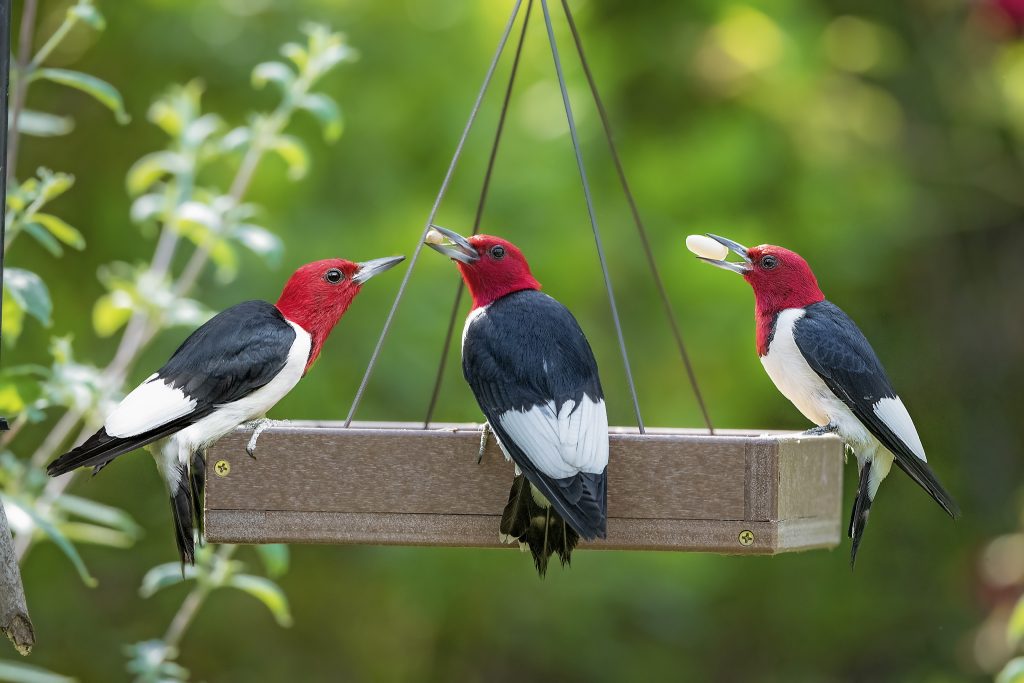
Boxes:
[204,423,844,554]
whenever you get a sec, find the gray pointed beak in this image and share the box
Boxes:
[424,224,479,265]
[353,255,405,284]
[699,234,752,274]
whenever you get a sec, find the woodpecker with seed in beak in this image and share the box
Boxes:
[692,234,958,565]
[426,225,608,576]
[47,255,404,566]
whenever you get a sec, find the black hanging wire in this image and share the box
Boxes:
[538,0,645,433]
[559,0,713,433]
[422,0,534,428]
[0,0,12,431]
[343,0,524,428]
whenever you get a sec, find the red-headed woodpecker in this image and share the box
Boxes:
[425,225,608,576]
[47,255,404,566]
[694,234,959,565]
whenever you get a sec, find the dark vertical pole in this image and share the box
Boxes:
[0,0,11,431]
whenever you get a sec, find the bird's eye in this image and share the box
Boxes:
[325,268,344,284]
[489,245,505,260]
[760,255,779,270]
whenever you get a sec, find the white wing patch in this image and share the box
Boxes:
[497,396,608,480]
[106,374,198,438]
[873,396,927,462]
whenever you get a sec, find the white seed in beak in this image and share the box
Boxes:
[686,234,730,261]
[425,228,446,245]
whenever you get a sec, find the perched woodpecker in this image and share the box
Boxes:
[47,255,405,566]
[425,225,608,576]
[693,234,959,565]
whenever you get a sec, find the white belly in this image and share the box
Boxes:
[760,308,870,447]
[172,321,311,455]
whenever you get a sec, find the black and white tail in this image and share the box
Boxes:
[169,465,196,567]
[168,452,207,568]
[499,474,579,578]
[47,417,193,477]
[848,461,873,568]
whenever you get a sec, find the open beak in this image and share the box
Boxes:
[424,224,479,265]
[699,234,752,274]
[353,255,406,284]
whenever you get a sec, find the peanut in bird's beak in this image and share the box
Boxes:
[424,224,479,265]
[697,234,752,275]
[353,255,406,284]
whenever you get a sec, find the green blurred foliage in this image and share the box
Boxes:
[2,0,1024,680]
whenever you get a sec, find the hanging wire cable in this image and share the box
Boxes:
[0,0,12,430]
[539,0,645,433]
[559,0,713,434]
[343,0,523,428]
[422,0,534,428]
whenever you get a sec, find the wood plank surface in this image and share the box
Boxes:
[205,421,844,554]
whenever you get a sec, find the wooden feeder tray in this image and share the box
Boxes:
[205,422,843,555]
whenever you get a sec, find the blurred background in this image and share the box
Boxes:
[2,0,1023,680]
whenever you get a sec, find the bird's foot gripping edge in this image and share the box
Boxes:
[477,422,491,465]
[243,418,290,458]
[803,423,838,437]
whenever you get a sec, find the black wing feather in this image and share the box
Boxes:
[462,290,607,539]
[47,300,297,477]
[793,301,959,517]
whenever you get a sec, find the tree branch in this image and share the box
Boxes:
[0,502,34,655]
[5,0,37,186]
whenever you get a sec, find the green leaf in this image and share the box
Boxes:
[999,658,1024,683]
[33,169,74,202]
[56,494,143,538]
[182,113,223,149]
[22,222,63,256]
[91,291,133,337]
[3,495,97,587]
[4,268,52,326]
[129,193,165,224]
[1010,594,1024,648]
[31,69,130,124]
[2,290,26,343]
[269,134,309,180]
[251,61,294,91]
[298,93,343,142]
[140,563,194,598]
[68,0,105,30]
[60,522,137,548]
[16,109,75,137]
[227,574,293,627]
[280,42,308,71]
[256,544,289,578]
[32,213,85,250]
[0,385,25,415]
[234,224,283,266]
[126,151,186,195]
[0,365,48,413]
[0,660,76,683]
[124,640,188,681]
[220,126,251,153]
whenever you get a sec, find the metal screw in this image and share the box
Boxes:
[214,460,231,477]
[738,530,754,546]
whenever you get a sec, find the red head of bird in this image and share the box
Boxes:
[696,234,825,355]
[275,255,404,369]
[424,226,541,308]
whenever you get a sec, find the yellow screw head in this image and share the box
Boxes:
[738,530,754,546]
[214,460,231,477]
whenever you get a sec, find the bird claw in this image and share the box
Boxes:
[477,422,491,465]
[243,418,288,459]
[804,423,838,436]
